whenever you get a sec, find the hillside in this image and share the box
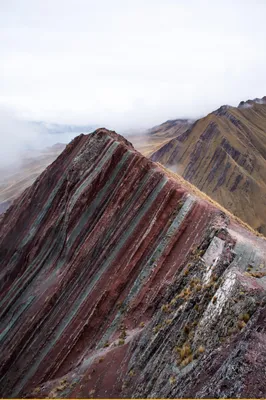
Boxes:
[151,97,266,235]
[1,129,266,398]
[147,118,194,138]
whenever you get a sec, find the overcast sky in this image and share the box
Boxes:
[1,0,266,129]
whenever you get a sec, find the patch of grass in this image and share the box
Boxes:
[238,320,246,330]
[169,376,176,385]
[195,284,202,292]
[153,323,162,334]
[180,354,193,367]
[249,271,266,278]
[170,298,177,306]
[177,343,192,361]
[119,329,127,339]
[161,304,170,313]
[165,318,173,325]
[197,345,205,354]
[241,313,250,323]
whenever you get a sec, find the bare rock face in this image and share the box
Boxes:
[0,128,266,398]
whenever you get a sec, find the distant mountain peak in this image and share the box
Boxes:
[238,96,266,108]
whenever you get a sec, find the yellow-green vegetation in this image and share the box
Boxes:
[103,341,109,348]
[165,318,173,325]
[238,320,246,330]
[240,312,250,323]
[128,369,135,377]
[139,321,145,328]
[180,354,193,367]
[175,342,193,367]
[249,271,266,278]
[48,379,69,398]
[32,387,41,395]
[170,298,177,306]
[118,338,125,345]
[169,376,176,385]
[119,328,127,340]
[197,345,205,354]
[161,304,170,313]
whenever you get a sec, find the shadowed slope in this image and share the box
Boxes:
[151,99,266,235]
[1,129,266,398]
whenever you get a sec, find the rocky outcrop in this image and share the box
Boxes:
[151,97,266,235]
[0,129,266,398]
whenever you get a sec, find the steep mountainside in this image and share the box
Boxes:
[151,98,266,235]
[1,129,266,398]
[147,118,193,138]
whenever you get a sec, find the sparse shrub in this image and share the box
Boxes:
[119,329,127,339]
[161,304,170,313]
[250,271,266,278]
[170,298,176,306]
[180,354,193,367]
[139,321,145,328]
[238,320,246,330]
[195,284,202,292]
[98,357,104,363]
[197,345,205,354]
[242,313,250,323]
[118,338,125,345]
[103,341,109,348]
[169,376,176,385]
[212,296,217,304]
[128,369,135,377]
[153,324,162,334]
[166,318,173,325]
[179,343,192,361]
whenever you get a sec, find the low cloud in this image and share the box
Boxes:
[0,105,44,169]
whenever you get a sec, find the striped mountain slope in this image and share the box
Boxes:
[0,129,266,398]
[151,98,266,235]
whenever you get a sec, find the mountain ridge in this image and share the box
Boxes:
[151,97,266,235]
[1,128,266,398]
